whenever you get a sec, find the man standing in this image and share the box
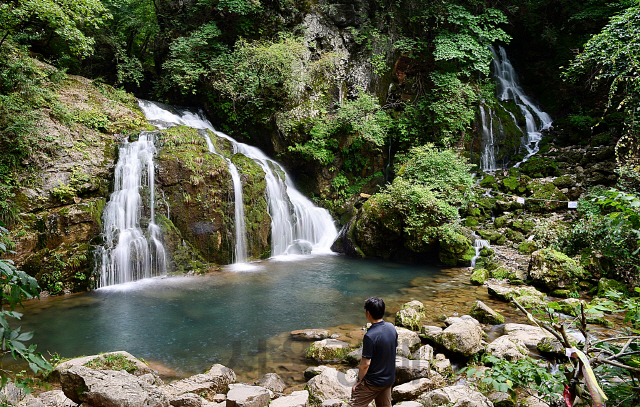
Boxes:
[349,297,398,407]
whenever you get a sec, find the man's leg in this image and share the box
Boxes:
[373,384,392,407]
[348,381,381,407]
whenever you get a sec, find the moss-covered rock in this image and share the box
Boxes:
[505,228,524,242]
[524,182,569,213]
[528,249,586,292]
[596,277,628,297]
[439,233,474,266]
[305,339,351,362]
[470,268,489,285]
[512,219,535,234]
[494,216,507,229]
[518,241,538,255]
[469,301,505,324]
[486,281,546,310]
[395,300,426,331]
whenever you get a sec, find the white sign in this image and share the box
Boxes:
[516,197,525,204]
[568,201,578,209]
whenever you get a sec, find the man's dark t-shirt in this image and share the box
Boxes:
[362,321,398,387]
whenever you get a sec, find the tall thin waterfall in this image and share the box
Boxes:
[137,100,338,257]
[490,46,553,166]
[479,105,497,172]
[97,132,167,287]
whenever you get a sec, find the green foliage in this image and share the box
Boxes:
[0,0,109,57]
[0,223,52,387]
[84,354,138,373]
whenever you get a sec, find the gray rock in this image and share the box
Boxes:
[392,377,443,402]
[469,301,505,325]
[344,348,362,365]
[487,392,516,407]
[393,402,423,407]
[60,365,169,407]
[537,336,565,356]
[434,321,484,357]
[304,366,330,380]
[396,344,412,358]
[226,385,270,407]
[37,390,78,407]
[1,383,25,406]
[420,385,493,407]
[432,354,452,376]
[443,316,479,327]
[306,339,351,362]
[320,399,345,407]
[412,345,434,362]
[528,249,585,292]
[486,336,528,361]
[170,393,204,407]
[269,391,309,407]
[162,364,236,401]
[420,326,443,341]
[286,240,312,255]
[396,327,421,352]
[306,367,357,402]
[504,324,553,350]
[255,373,285,394]
[395,301,426,331]
[395,357,431,385]
[54,351,156,380]
[485,281,545,310]
[291,329,331,341]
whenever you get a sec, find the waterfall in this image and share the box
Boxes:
[137,100,338,258]
[470,237,490,268]
[96,132,167,287]
[490,46,553,166]
[479,105,497,172]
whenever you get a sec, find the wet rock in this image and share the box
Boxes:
[396,327,421,352]
[504,324,553,350]
[486,336,528,361]
[60,365,169,407]
[306,367,357,402]
[419,385,492,407]
[469,301,505,325]
[395,357,431,385]
[433,321,484,357]
[162,364,237,401]
[291,329,331,341]
[255,373,285,394]
[392,377,444,402]
[528,248,585,292]
[226,385,270,407]
[269,391,309,407]
[286,240,312,255]
[306,339,351,362]
[395,301,426,331]
[412,345,434,362]
[432,354,452,376]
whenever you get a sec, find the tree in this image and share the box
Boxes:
[0,0,109,57]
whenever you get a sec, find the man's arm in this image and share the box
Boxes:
[352,357,371,391]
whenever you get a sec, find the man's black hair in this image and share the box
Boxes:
[364,297,385,320]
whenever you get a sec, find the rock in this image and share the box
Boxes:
[419,385,492,407]
[522,396,550,407]
[394,402,423,407]
[433,321,484,357]
[255,373,285,394]
[528,249,585,292]
[304,366,329,380]
[270,391,309,407]
[226,385,270,407]
[504,324,553,350]
[536,337,565,356]
[141,373,165,386]
[170,393,204,407]
[37,390,78,407]
[486,336,528,361]
[487,392,517,407]
[291,329,331,340]
[549,298,584,316]
[60,365,169,407]
[444,315,479,326]
[1,382,25,405]
[412,345,434,362]
[286,240,312,255]
[396,344,412,358]
[469,301,505,325]
[54,351,156,380]
[470,268,489,285]
[395,357,431,385]
[420,326,443,341]
[486,280,546,309]
[396,327,421,352]
[306,339,351,362]
[597,277,627,296]
[163,364,237,401]
[396,301,426,331]
[320,399,345,407]
[344,348,362,365]
[392,378,443,402]
[306,367,357,402]
[432,354,452,376]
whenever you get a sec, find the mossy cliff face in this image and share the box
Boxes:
[7,70,148,294]
[155,126,270,268]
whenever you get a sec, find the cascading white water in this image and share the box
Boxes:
[470,238,490,268]
[479,105,497,172]
[490,46,553,166]
[137,100,338,258]
[97,132,167,287]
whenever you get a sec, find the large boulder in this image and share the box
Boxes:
[269,391,309,407]
[59,365,169,407]
[395,301,426,331]
[419,385,493,407]
[486,336,528,361]
[54,351,156,380]
[395,357,431,385]
[162,364,236,401]
[306,367,357,402]
[503,324,553,350]
[528,249,586,292]
[396,327,422,352]
[433,321,484,357]
[486,281,546,309]
[226,385,270,407]
[255,373,285,394]
[291,329,330,341]
[412,345,434,362]
[469,301,504,325]
[306,339,351,362]
[392,376,445,402]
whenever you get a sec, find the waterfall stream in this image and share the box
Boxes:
[137,100,338,259]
